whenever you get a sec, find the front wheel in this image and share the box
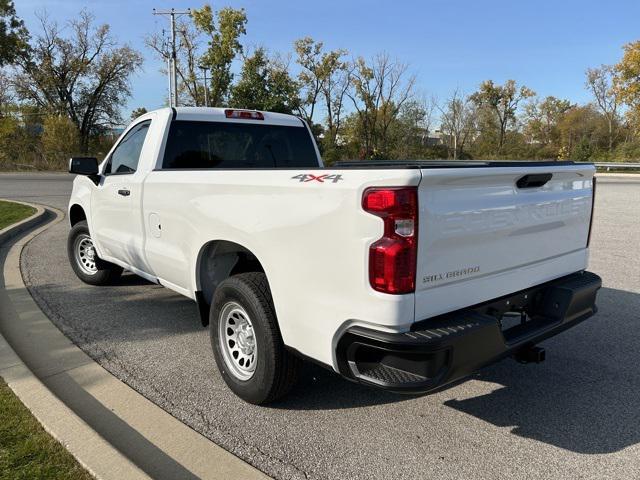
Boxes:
[67,220,122,285]
[210,272,299,404]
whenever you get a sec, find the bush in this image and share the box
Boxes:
[41,115,81,170]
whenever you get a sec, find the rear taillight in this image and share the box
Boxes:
[363,187,418,294]
[224,109,264,120]
[587,176,597,247]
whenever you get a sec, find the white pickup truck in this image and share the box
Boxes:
[67,107,601,404]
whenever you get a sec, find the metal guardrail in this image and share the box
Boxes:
[594,162,640,171]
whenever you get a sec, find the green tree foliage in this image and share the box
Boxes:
[41,115,81,169]
[470,80,535,153]
[0,0,28,66]
[130,107,148,121]
[13,11,143,152]
[230,48,299,113]
[192,5,247,107]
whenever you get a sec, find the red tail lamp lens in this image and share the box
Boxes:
[363,187,418,294]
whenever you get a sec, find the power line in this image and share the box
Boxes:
[152,8,191,107]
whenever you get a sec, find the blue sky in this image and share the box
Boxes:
[15,0,640,119]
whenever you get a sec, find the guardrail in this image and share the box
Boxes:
[594,162,640,171]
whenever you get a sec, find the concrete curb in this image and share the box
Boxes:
[0,198,47,245]
[0,201,150,480]
[0,201,269,480]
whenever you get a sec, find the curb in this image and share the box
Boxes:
[0,199,47,246]
[0,201,269,480]
[0,201,150,480]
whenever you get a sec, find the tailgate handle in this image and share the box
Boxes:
[516,173,552,189]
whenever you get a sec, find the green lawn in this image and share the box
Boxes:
[0,380,93,480]
[0,201,36,230]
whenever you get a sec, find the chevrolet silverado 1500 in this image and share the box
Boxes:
[67,107,601,404]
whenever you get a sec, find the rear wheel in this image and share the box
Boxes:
[210,272,299,404]
[67,221,122,285]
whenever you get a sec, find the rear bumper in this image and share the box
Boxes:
[336,271,601,393]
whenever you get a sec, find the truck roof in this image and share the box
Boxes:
[156,107,306,127]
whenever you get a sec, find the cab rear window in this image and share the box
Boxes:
[161,120,318,169]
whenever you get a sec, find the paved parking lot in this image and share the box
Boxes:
[2,173,640,479]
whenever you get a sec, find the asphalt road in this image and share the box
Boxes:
[2,172,640,480]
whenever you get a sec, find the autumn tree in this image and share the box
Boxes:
[523,96,572,155]
[470,79,535,152]
[614,40,640,137]
[557,105,607,159]
[586,65,620,151]
[13,11,143,152]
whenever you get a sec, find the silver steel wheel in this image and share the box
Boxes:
[219,301,257,381]
[74,234,98,275]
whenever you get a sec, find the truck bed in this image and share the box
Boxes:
[334,160,581,169]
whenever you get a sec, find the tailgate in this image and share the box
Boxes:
[414,164,594,321]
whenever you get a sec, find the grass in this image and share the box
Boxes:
[0,202,92,479]
[0,380,93,480]
[0,201,36,231]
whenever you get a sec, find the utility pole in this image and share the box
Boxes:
[152,8,191,107]
[199,65,210,107]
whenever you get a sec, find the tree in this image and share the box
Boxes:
[523,96,572,148]
[586,65,620,151]
[41,115,80,169]
[557,105,607,158]
[614,40,640,137]
[0,0,28,66]
[192,5,247,107]
[389,97,438,160]
[230,48,299,113]
[347,53,416,159]
[130,107,148,121]
[13,11,143,151]
[294,38,348,127]
[439,90,476,159]
[470,79,535,152]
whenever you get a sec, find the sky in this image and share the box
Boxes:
[14,0,640,119]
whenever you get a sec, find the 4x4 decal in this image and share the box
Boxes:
[291,174,343,183]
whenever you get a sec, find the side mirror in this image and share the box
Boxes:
[69,157,99,176]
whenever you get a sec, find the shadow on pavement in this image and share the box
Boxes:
[444,286,640,454]
[276,287,640,455]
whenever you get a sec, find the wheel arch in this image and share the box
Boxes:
[68,204,87,227]
[195,239,267,326]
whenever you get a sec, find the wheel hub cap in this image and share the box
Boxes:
[218,302,257,381]
[74,234,98,275]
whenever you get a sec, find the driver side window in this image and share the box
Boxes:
[105,121,151,175]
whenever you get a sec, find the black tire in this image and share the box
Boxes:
[67,220,123,285]
[210,272,300,404]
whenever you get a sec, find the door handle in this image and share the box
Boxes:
[117,188,131,197]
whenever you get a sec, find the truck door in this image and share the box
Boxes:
[91,120,153,273]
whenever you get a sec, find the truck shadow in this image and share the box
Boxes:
[281,286,640,454]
